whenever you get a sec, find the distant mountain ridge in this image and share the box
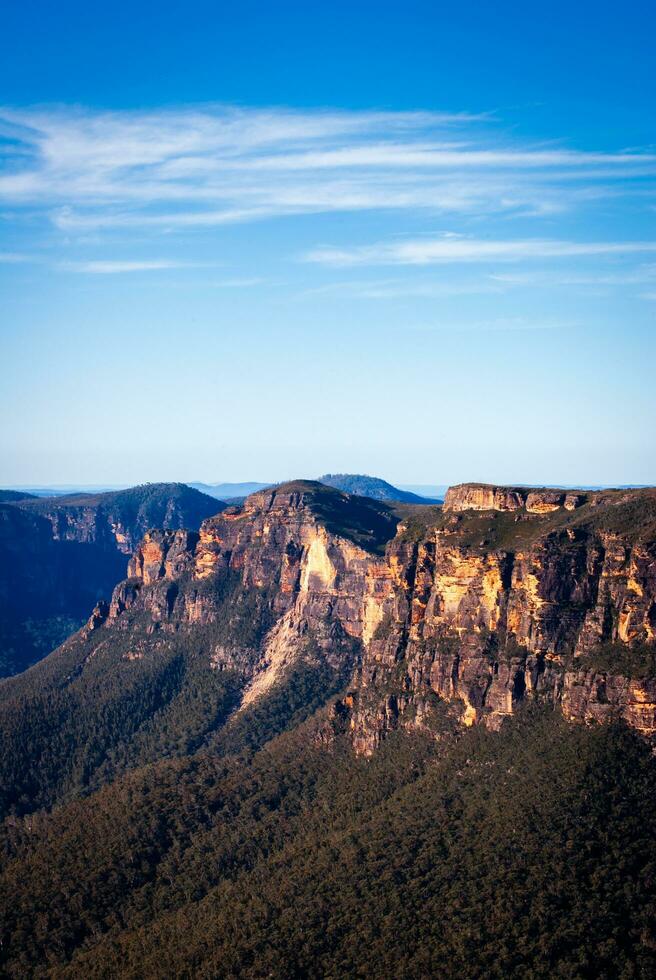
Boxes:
[190,477,442,504]
[318,473,441,504]
[0,490,37,502]
[16,482,225,554]
[0,483,225,677]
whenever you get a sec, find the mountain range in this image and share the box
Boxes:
[0,478,655,975]
[0,475,437,678]
[192,474,443,503]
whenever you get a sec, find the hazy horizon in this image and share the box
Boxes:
[3,475,652,495]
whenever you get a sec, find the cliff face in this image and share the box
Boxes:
[105,484,397,707]
[444,483,586,513]
[16,482,224,555]
[350,490,656,752]
[0,484,225,677]
[0,502,128,677]
[87,481,656,754]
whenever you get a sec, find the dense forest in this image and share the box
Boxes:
[1,708,655,978]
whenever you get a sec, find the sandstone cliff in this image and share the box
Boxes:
[0,483,225,677]
[85,481,656,754]
[350,486,656,752]
[444,483,586,513]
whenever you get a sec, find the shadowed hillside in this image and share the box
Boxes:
[0,484,225,677]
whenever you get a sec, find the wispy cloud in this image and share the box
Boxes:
[0,251,31,263]
[408,316,574,332]
[304,238,656,267]
[0,104,653,232]
[488,264,656,286]
[58,259,216,274]
[297,277,505,300]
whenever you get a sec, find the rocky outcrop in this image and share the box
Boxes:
[110,484,396,703]
[0,484,226,678]
[349,486,656,751]
[444,483,586,514]
[90,481,656,754]
[128,529,199,585]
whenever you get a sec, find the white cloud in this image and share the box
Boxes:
[297,277,505,300]
[58,259,214,274]
[304,238,656,267]
[0,104,653,231]
[489,265,656,286]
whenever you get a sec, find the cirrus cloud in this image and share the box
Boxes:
[0,104,653,233]
[304,237,656,267]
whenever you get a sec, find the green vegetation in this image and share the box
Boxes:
[0,573,281,819]
[0,615,83,677]
[0,556,357,823]
[271,480,400,554]
[393,502,444,541]
[572,642,656,679]
[17,481,224,516]
[0,483,226,679]
[216,643,356,756]
[1,710,655,978]
[395,488,656,554]
[1,482,655,976]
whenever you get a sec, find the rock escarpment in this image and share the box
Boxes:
[350,487,656,752]
[16,482,224,555]
[89,481,656,754]
[444,483,586,514]
[105,483,398,706]
[0,483,225,677]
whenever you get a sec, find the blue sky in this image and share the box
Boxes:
[1,0,654,487]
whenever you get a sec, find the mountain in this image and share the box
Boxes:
[15,482,226,555]
[4,484,130,497]
[189,481,271,500]
[0,483,225,677]
[2,478,654,807]
[0,490,37,502]
[1,481,655,975]
[318,473,441,503]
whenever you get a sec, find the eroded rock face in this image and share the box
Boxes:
[0,484,227,677]
[97,482,656,754]
[111,483,393,705]
[349,489,656,752]
[128,530,198,585]
[444,483,586,514]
